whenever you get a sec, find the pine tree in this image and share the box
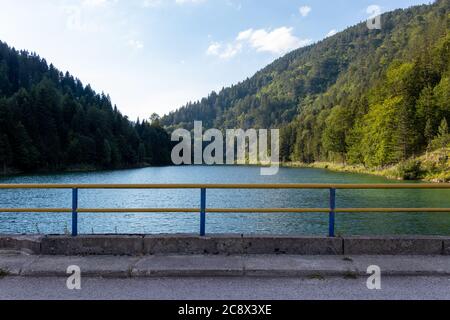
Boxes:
[0,134,12,173]
[424,119,434,146]
[0,40,172,173]
[430,118,450,150]
[438,118,448,137]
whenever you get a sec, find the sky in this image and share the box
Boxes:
[0,0,431,121]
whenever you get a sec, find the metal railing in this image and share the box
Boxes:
[1,183,450,237]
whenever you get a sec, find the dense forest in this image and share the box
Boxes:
[0,41,171,173]
[1,1,448,177]
[162,0,449,174]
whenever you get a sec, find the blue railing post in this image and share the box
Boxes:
[72,188,78,236]
[329,188,336,237]
[200,188,206,236]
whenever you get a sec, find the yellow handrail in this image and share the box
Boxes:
[1,207,449,213]
[0,208,72,213]
[0,183,449,236]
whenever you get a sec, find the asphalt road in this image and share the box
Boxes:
[0,276,449,300]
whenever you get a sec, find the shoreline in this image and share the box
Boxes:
[1,154,448,183]
[0,163,163,178]
[282,162,403,181]
[282,148,450,183]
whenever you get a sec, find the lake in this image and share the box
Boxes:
[0,166,449,236]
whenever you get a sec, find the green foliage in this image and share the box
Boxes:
[430,118,450,150]
[0,41,172,173]
[163,1,449,170]
[322,105,352,162]
[360,97,405,167]
[397,159,423,180]
[438,118,449,136]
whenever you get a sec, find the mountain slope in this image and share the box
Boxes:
[162,0,449,168]
[0,41,171,173]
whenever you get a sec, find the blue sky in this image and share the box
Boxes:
[0,0,431,120]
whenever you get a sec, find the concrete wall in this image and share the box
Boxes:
[1,234,449,256]
[0,235,43,255]
[343,236,446,255]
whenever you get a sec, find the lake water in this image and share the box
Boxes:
[0,166,449,236]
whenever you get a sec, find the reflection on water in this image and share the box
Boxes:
[0,166,449,236]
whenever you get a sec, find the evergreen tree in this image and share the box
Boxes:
[0,134,12,173]
[161,0,449,168]
[0,40,172,173]
[322,105,352,163]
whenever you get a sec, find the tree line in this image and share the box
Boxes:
[0,41,171,173]
[162,0,449,168]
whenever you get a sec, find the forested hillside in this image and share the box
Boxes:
[162,0,449,171]
[0,41,171,173]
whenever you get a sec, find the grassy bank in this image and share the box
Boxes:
[284,148,450,183]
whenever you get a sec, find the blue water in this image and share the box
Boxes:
[0,166,449,236]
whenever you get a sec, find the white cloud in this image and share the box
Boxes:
[299,5,311,17]
[207,26,311,59]
[326,29,337,37]
[206,42,242,59]
[128,39,144,50]
[236,29,253,41]
[220,43,242,59]
[237,27,311,54]
[206,42,221,56]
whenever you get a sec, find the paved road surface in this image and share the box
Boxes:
[1,276,449,300]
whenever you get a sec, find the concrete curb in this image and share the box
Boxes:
[1,254,449,278]
[1,234,449,256]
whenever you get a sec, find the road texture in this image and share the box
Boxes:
[1,276,449,300]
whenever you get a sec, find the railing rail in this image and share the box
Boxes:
[1,183,449,237]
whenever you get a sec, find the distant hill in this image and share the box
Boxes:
[0,41,171,173]
[162,0,449,168]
